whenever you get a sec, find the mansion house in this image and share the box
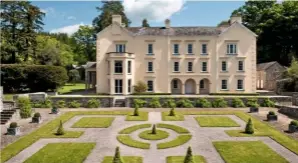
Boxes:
[95,15,257,95]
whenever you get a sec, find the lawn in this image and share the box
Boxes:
[126,111,149,121]
[72,117,115,128]
[102,156,143,163]
[162,111,184,121]
[157,135,192,149]
[156,123,190,134]
[117,135,150,149]
[118,124,151,134]
[195,116,240,127]
[23,143,95,163]
[139,130,169,140]
[58,83,85,94]
[3,94,14,101]
[166,156,206,163]
[213,141,288,163]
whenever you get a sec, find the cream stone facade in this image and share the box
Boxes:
[96,15,257,95]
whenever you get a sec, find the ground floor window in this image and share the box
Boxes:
[115,79,123,93]
[200,80,204,89]
[128,79,131,93]
[237,79,243,90]
[147,80,153,92]
[221,80,227,90]
[173,80,178,89]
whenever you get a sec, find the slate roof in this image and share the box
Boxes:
[125,27,222,36]
[257,61,278,71]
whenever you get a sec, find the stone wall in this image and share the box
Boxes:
[0,87,3,111]
[293,93,298,106]
[13,92,47,102]
[126,96,292,108]
[50,96,114,107]
[276,104,298,118]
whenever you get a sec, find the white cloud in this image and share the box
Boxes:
[123,0,185,23]
[50,23,85,35]
[67,16,76,20]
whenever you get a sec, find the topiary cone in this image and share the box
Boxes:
[151,124,157,134]
[245,118,254,134]
[184,146,194,163]
[56,120,65,135]
[133,105,139,116]
[113,146,124,163]
[168,107,176,116]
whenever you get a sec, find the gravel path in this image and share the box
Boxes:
[3,109,298,163]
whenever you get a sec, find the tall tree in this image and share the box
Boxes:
[142,18,150,27]
[92,1,131,33]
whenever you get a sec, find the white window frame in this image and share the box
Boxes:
[173,44,179,55]
[147,61,153,72]
[221,80,228,90]
[201,43,208,55]
[187,44,193,54]
[116,44,126,53]
[222,61,227,72]
[237,79,244,90]
[226,43,237,55]
[187,62,193,72]
[174,62,179,72]
[147,80,154,92]
[114,61,123,74]
[202,62,207,72]
[238,60,244,71]
[115,79,123,94]
[148,44,153,55]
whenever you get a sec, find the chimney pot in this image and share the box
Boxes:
[112,15,122,25]
[230,15,242,24]
[165,19,170,28]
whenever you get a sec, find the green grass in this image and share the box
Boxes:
[162,112,184,121]
[23,143,95,163]
[213,141,289,163]
[117,135,150,149]
[180,110,298,155]
[139,130,169,140]
[126,111,148,121]
[118,124,152,134]
[0,110,131,163]
[71,117,115,128]
[157,135,192,149]
[166,156,206,163]
[58,83,85,94]
[195,116,240,127]
[102,156,143,163]
[156,123,190,134]
[3,94,14,101]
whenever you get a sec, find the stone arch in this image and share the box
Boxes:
[184,79,196,94]
[171,78,182,94]
[199,78,210,94]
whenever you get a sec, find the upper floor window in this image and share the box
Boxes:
[187,62,193,72]
[227,43,237,55]
[147,61,153,72]
[222,61,227,71]
[221,80,228,90]
[147,80,154,92]
[202,44,207,54]
[238,61,244,71]
[237,79,243,90]
[187,44,193,54]
[173,44,179,55]
[202,62,207,72]
[174,62,179,72]
[116,44,126,53]
[114,61,123,73]
[148,44,153,55]
[127,61,131,74]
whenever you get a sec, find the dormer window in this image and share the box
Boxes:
[116,44,126,53]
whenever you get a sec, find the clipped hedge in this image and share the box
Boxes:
[1,64,68,93]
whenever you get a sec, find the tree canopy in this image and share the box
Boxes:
[142,19,150,27]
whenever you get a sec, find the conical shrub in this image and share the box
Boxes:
[113,146,124,163]
[56,120,65,135]
[245,118,254,134]
[133,105,139,116]
[184,146,194,163]
[151,124,157,134]
[168,107,176,116]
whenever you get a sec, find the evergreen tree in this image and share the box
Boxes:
[168,107,176,116]
[56,120,65,135]
[184,146,194,163]
[113,146,124,163]
[245,118,254,134]
[151,124,157,134]
[133,105,139,116]
[142,18,150,27]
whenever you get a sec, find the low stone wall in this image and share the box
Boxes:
[126,96,292,108]
[276,104,298,118]
[13,92,47,102]
[50,96,114,107]
[293,93,298,106]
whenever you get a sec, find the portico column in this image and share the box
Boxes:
[110,60,114,94]
[123,60,127,95]
[181,84,185,94]
[196,84,200,94]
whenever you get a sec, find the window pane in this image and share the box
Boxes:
[148,44,153,54]
[221,80,227,89]
[128,79,131,93]
[200,80,204,89]
[237,80,243,89]
[202,62,207,72]
[188,44,193,54]
[128,61,131,73]
[147,81,153,91]
[238,61,243,71]
[222,61,226,71]
[202,44,207,54]
[174,44,179,54]
[115,61,123,73]
[174,62,179,72]
[173,80,178,88]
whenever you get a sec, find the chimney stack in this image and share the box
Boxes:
[165,19,170,28]
[230,14,242,24]
[112,15,122,25]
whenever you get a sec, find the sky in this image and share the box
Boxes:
[31,0,245,35]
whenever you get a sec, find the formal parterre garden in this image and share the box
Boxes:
[1,98,298,163]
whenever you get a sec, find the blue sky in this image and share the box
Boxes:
[31,0,245,35]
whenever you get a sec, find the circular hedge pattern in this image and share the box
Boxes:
[139,130,169,140]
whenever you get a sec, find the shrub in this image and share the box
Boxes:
[68,69,80,84]
[196,98,212,108]
[68,100,81,108]
[113,146,124,163]
[56,120,65,135]
[184,146,194,163]
[176,99,194,108]
[148,97,161,108]
[33,112,41,118]
[133,99,146,108]
[261,98,275,107]
[56,100,66,108]
[245,118,254,134]
[212,98,228,108]
[1,64,68,93]
[31,98,52,108]
[232,98,245,108]
[290,120,298,126]
[18,97,32,118]
[151,124,157,134]
[247,98,259,107]
[9,122,18,128]
[86,99,100,108]
[268,111,276,115]
[168,108,176,116]
[133,81,147,93]
[133,105,139,116]
[162,99,176,108]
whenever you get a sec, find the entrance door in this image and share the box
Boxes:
[185,79,195,94]
[115,79,123,94]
